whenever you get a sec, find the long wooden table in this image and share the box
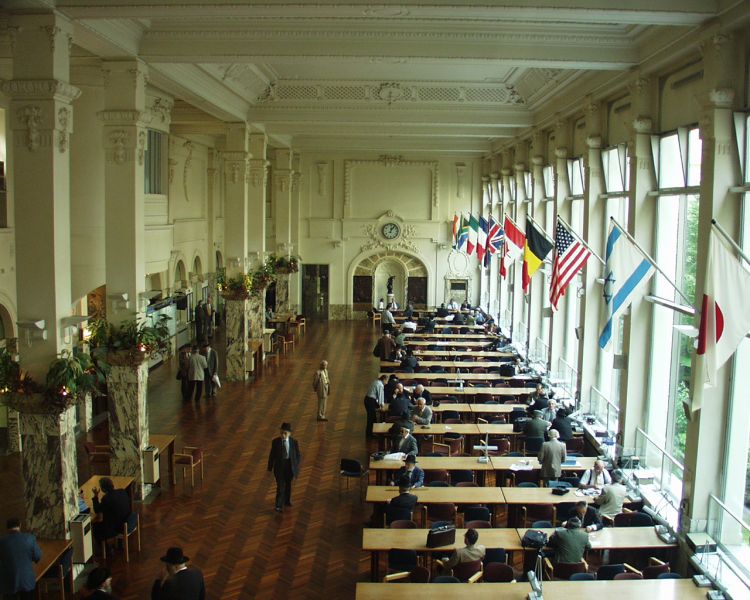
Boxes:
[366,485,506,506]
[381,372,511,382]
[406,340,494,348]
[80,474,136,513]
[413,350,515,358]
[35,538,74,586]
[380,402,527,417]
[356,580,701,599]
[382,360,511,369]
[368,455,498,485]
[373,423,481,436]
[404,333,495,339]
[408,386,533,396]
[517,526,677,551]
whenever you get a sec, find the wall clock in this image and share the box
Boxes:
[382,222,401,239]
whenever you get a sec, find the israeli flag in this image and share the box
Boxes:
[599,223,655,349]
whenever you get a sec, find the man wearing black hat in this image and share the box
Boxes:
[546,517,591,564]
[86,566,115,599]
[389,454,424,488]
[267,422,302,512]
[151,547,205,600]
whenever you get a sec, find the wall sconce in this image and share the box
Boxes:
[60,315,88,344]
[108,293,130,311]
[17,319,48,347]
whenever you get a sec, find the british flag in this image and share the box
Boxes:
[484,215,503,268]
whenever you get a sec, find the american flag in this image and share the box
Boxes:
[550,218,591,310]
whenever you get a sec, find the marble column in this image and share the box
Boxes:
[77,392,94,433]
[19,401,78,539]
[275,274,290,314]
[247,294,265,342]
[6,408,21,453]
[106,362,150,500]
[225,299,249,381]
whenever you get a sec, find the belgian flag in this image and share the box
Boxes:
[522,219,554,293]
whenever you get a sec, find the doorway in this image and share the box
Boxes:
[302,264,329,320]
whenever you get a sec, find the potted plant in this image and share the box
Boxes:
[272,254,300,274]
[250,257,277,296]
[90,315,171,367]
[218,271,253,300]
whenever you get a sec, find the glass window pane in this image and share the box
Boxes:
[686,128,702,187]
[745,115,750,183]
[659,133,684,188]
[543,166,554,198]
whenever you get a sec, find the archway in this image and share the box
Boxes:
[174,260,187,289]
[215,250,223,271]
[193,255,203,278]
[0,302,13,345]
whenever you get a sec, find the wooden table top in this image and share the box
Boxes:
[501,486,596,505]
[404,333,494,339]
[80,474,135,512]
[368,455,497,471]
[413,350,516,358]
[381,360,511,369]
[404,387,533,396]
[362,528,523,552]
[380,403,526,414]
[381,372,510,381]
[35,538,73,581]
[149,433,175,453]
[476,423,516,435]
[373,423,480,436]
[356,580,701,599]
[516,526,677,550]
[491,456,597,471]
[366,486,506,504]
[406,341,494,347]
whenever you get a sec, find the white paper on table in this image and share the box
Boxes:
[384,452,406,461]
[510,463,534,471]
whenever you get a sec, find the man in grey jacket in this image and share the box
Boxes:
[188,346,208,402]
[411,397,433,425]
[537,428,567,484]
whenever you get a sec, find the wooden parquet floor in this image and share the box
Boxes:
[0,320,383,599]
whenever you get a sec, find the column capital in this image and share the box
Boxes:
[490,171,499,181]
[554,147,568,159]
[513,162,526,174]
[291,171,302,192]
[501,167,512,177]
[1,79,80,102]
[586,135,602,150]
[274,168,293,193]
[531,155,544,166]
[631,116,653,134]
[481,175,490,183]
[98,109,152,127]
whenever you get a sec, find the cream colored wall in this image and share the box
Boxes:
[299,152,485,314]
[70,85,106,303]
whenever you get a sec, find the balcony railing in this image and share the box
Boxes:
[590,386,619,438]
[633,427,684,510]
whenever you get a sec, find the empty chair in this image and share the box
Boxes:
[173,445,204,487]
[424,503,457,525]
[388,549,418,573]
[427,481,449,487]
[517,481,538,488]
[385,506,413,526]
[569,573,596,581]
[383,566,431,583]
[512,470,540,487]
[614,511,654,527]
[463,506,491,524]
[443,434,464,455]
[521,504,554,528]
[390,519,417,529]
[82,442,110,475]
[339,458,369,500]
[596,564,626,580]
[455,481,478,487]
[483,548,507,565]
[530,520,553,528]
[472,367,488,374]
[464,520,492,529]
[443,418,463,424]
[449,470,474,486]
[614,572,643,580]
[544,559,588,580]
[430,365,446,373]
[442,410,460,421]
[432,576,461,583]
[424,469,450,485]
[492,438,511,456]
[560,476,581,488]
[280,333,295,354]
[450,559,483,583]
[565,437,584,453]
[483,562,515,582]
[656,572,682,579]
[641,558,671,579]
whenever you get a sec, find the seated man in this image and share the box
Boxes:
[438,528,485,573]
[384,476,419,524]
[551,408,574,442]
[452,312,465,325]
[411,384,432,405]
[424,317,437,333]
[527,383,550,411]
[565,501,603,532]
[593,470,628,518]
[404,303,414,319]
[447,299,460,311]
[523,410,551,439]
[390,425,418,457]
[400,349,419,371]
[388,383,411,418]
[540,399,558,423]
[578,460,611,490]
[402,319,417,332]
[436,303,449,317]
[387,299,399,310]
[92,477,130,545]
[389,454,424,488]
[465,310,476,326]
[547,517,591,564]
[411,397,433,425]
[381,309,396,332]
[393,329,406,349]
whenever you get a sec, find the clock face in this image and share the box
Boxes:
[382,223,400,239]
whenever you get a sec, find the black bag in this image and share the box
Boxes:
[551,487,569,496]
[521,529,548,549]
[371,451,385,461]
[426,523,456,548]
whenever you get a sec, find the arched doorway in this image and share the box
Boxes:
[0,302,13,347]
[351,250,429,315]
[174,260,187,289]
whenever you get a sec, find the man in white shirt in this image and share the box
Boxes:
[381,309,396,332]
[364,375,387,437]
[402,319,417,332]
[447,299,459,310]
[578,459,612,489]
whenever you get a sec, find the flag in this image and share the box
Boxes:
[550,219,592,310]
[522,219,554,293]
[451,214,460,249]
[696,232,750,388]
[487,216,503,255]
[598,222,655,349]
[477,216,489,265]
[467,213,480,255]
[457,214,470,252]
[501,215,525,278]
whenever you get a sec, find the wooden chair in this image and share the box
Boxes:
[264,338,280,368]
[383,566,431,583]
[437,559,482,583]
[102,512,140,562]
[483,562,515,582]
[544,558,588,580]
[520,504,555,528]
[370,312,382,327]
[173,446,204,487]
[280,333,295,354]
[631,557,671,579]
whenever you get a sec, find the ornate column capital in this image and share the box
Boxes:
[554,147,568,160]
[586,135,602,150]
[531,155,544,167]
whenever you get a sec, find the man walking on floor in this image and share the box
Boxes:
[312,360,330,421]
[187,346,207,402]
[267,422,302,512]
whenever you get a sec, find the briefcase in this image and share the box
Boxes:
[426,524,456,548]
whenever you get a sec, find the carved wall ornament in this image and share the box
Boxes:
[379,154,405,166]
[631,116,653,134]
[554,147,568,159]
[361,223,419,254]
[149,97,173,124]
[230,162,240,184]
[137,130,147,166]
[182,141,194,201]
[629,76,650,98]
[316,161,328,196]
[41,25,71,53]
[708,88,735,108]
[455,162,466,200]
[249,159,268,189]
[586,135,602,150]
[292,171,301,192]
[275,171,290,193]
[168,158,178,185]
[57,107,70,153]
[374,82,410,105]
[108,130,127,164]
[18,105,42,151]
[1,79,80,103]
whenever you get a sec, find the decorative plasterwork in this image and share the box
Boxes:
[182,141,194,201]
[359,211,420,255]
[343,156,439,215]
[354,250,427,277]
[148,97,174,128]
[57,107,70,153]
[18,105,41,151]
[316,161,328,196]
[248,159,269,189]
[256,80,524,106]
[1,79,81,103]
[107,130,128,164]
[98,109,153,127]
[222,151,250,185]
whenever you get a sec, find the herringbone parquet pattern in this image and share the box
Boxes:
[0,320,381,599]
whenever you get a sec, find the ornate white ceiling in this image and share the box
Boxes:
[3,0,730,154]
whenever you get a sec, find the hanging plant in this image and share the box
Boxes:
[272,254,300,274]
[218,271,253,300]
[90,315,171,366]
[250,257,277,296]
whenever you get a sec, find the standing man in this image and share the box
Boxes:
[537,429,567,485]
[151,547,205,600]
[187,346,208,403]
[364,375,387,437]
[381,308,396,332]
[0,518,42,600]
[177,346,191,402]
[193,301,205,344]
[312,360,330,421]
[267,423,302,512]
[202,342,219,399]
[204,296,214,339]
[373,331,396,361]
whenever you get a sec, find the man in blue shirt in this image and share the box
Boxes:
[0,517,42,599]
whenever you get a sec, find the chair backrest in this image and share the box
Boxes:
[569,573,596,581]
[426,503,456,523]
[642,563,670,579]
[614,572,643,580]
[390,519,417,529]
[425,469,449,484]
[450,470,474,485]
[560,476,581,488]
[385,507,412,525]
[554,562,587,579]
[483,548,507,565]
[388,549,418,571]
[340,458,362,474]
[524,437,544,454]
[124,512,139,535]
[614,511,654,527]
[463,506,490,523]
[513,470,540,486]
[428,481,450,487]
[452,559,482,582]
[483,562,515,583]
[465,520,492,529]
[409,566,431,583]
[656,572,682,579]
[530,520,553,528]
[442,410,460,420]
[596,564,625,580]
[455,481,478,487]
[432,576,461,583]
[517,482,538,488]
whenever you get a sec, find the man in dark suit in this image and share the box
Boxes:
[0,517,42,599]
[565,501,603,532]
[389,455,424,488]
[523,410,551,439]
[388,383,410,418]
[391,426,418,456]
[385,476,419,523]
[85,566,114,599]
[92,477,131,545]
[202,342,219,398]
[267,422,302,512]
[411,384,432,406]
[436,303,449,317]
[151,547,205,600]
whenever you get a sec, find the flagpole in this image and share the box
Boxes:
[712,218,750,265]
[610,217,694,307]
[557,215,605,266]
[525,213,555,246]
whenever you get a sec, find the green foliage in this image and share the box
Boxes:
[0,347,20,394]
[218,271,253,300]
[271,254,300,274]
[90,314,171,356]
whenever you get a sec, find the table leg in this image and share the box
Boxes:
[169,442,176,486]
[371,550,379,582]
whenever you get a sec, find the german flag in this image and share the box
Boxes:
[522,219,554,293]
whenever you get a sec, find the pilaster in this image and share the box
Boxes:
[528,154,546,355]
[225,299,249,381]
[224,124,250,274]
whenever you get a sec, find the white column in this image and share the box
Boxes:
[548,137,570,372]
